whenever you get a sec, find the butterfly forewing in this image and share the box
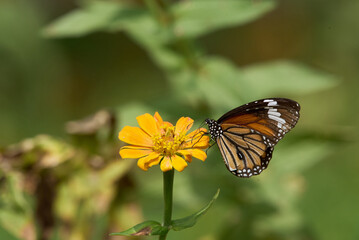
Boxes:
[206,98,300,178]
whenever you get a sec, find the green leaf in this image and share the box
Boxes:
[250,139,335,207]
[271,140,334,175]
[172,0,276,38]
[46,1,180,68]
[169,57,251,114]
[110,220,168,236]
[196,58,248,112]
[171,189,220,231]
[43,1,140,37]
[43,1,172,48]
[241,61,339,98]
[0,225,20,240]
[248,139,336,235]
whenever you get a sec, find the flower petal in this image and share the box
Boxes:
[184,154,192,163]
[160,156,173,172]
[178,149,207,161]
[171,155,188,172]
[119,126,153,147]
[120,146,152,159]
[175,117,194,135]
[184,135,210,149]
[137,158,148,171]
[136,113,159,137]
[186,128,207,139]
[146,155,162,167]
[137,152,160,171]
[154,112,164,128]
[163,121,173,128]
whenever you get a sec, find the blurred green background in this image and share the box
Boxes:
[0,0,358,240]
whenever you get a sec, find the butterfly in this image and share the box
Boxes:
[205,98,300,178]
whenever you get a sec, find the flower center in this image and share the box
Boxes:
[152,126,186,156]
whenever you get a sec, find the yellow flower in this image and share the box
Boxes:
[118,112,209,172]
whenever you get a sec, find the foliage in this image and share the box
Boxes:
[0,0,346,240]
[110,189,220,236]
[0,111,138,240]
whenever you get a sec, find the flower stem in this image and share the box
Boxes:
[159,169,174,240]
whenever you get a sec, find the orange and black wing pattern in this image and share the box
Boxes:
[206,98,300,178]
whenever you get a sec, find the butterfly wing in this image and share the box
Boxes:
[216,98,300,177]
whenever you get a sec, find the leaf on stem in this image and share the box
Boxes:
[172,0,276,38]
[171,189,220,231]
[43,1,146,38]
[241,60,339,98]
[110,220,168,236]
[169,57,249,114]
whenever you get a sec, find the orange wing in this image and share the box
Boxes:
[221,114,276,137]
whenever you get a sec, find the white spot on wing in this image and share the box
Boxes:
[268,115,286,124]
[268,110,281,117]
[228,166,236,171]
[268,101,278,106]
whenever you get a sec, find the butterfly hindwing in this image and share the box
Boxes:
[218,125,273,177]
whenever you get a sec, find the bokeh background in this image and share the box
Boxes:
[1,0,358,240]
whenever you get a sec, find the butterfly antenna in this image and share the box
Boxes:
[189,119,208,145]
[205,141,217,154]
[198,119,206,129]
[189,129,209,148]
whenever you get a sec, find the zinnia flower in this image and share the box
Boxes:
[118,112,209,172]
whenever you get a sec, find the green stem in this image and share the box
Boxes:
[159,169,174,240]
[144,0,201,69]
[144,0,170,26]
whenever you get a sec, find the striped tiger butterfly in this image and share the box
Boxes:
[205,98,300,178]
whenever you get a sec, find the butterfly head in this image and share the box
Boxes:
[205,118,223,140]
